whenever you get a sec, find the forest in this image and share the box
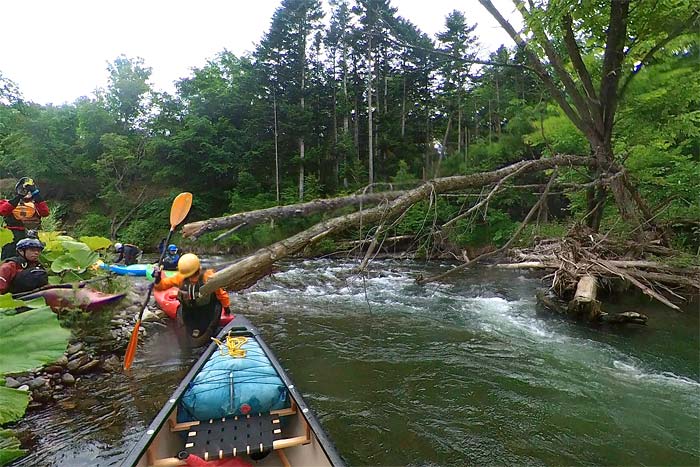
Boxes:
[0,0,697,263]
[0,1,698,464]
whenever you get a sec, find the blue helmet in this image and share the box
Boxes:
[16,238,44,251]
[168,244,178,253]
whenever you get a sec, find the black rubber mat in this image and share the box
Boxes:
[181,413,282,460]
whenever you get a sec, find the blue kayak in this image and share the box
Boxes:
[100,263,151,276]
[99,262,178,279]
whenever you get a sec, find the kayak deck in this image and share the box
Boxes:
[126,315,343,467]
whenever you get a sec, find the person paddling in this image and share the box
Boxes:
[0,238,48,294]
[0,178,50,260]
[153,253,231,346]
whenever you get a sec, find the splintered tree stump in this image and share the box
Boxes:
[568,275,602,321]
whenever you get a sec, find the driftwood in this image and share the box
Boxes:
[535,290,649,325]
[567,275,602,320]
[507,232,699,314]
[197,155,594,295]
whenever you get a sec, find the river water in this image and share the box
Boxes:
[10,258,700,466]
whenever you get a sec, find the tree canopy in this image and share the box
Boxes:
[0,0,696,253]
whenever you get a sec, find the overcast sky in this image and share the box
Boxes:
[1,0,521,105]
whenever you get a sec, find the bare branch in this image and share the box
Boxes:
[418,168,559,284]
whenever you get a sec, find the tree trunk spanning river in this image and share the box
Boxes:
[10,258,699,466]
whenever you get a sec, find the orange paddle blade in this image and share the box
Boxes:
[170,192,193,229]
[123,320,142,370]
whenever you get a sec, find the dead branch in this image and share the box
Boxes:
[417,168,559,284]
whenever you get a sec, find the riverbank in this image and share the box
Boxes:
[2,280,169,417]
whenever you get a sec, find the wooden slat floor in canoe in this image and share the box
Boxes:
[147,401,310,467]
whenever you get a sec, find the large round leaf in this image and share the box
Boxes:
[50,254,82,273]
[50,249,99,274]
[0,307,70,375]
[0,294,46,315]
[79,236,112,251]
[0,229,13,249]
[60,241,92,253]
[0,387,28,424]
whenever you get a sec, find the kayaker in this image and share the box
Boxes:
[113,242,142,265]
[0,237,48,294]
[0,177,50,260]
[162,244,180,271]
[153,253,232,342]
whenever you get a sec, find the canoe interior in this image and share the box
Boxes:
[126,315,343,467]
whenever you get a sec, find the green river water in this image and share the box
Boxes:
[9,258,700,466]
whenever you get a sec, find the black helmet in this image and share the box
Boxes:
[16,238,45,251]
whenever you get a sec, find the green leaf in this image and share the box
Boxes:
[60,271,83,283]
[50,249,98,274]
[61,241,92,253]
[0,229,13,250]
[0,387,29,424]
[0,294,32,311]
[79,236,112,251]
[0,428,26,466]
[0,307,70,375]
[40,247,65,262]
[37,231,64,244]
[50,254,81,273]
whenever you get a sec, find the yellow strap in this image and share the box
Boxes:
[211,333,248,358]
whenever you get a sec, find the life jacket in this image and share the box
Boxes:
[5,257,48,293]
[7,201,42,230]
[177,274,211,307]
[177,274,220,342]
[162,253,180,271]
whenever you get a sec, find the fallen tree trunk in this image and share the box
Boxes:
[199,154,594,295]
[182,191,406,239]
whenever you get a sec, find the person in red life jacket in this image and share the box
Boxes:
[0,178,50,260]
[0,237,48,294]
[153,253,232,346]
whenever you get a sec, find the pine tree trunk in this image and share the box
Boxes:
[367,35,374,188]
[401,75,406,138]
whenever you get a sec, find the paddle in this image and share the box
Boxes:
[123,192,193,370]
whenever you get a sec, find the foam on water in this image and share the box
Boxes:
[612,359,700,390]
